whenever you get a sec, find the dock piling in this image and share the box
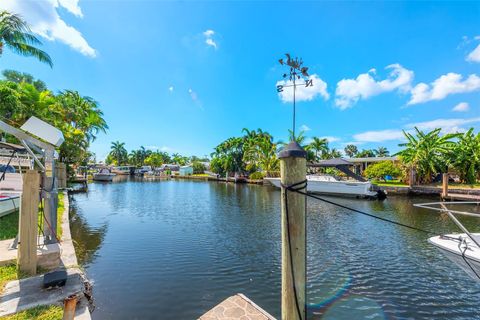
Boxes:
[18,170,40,275]
[279,141,306,320]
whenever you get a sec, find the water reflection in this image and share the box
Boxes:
[69,180,480,319]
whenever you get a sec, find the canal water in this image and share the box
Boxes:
[69,178,480,319]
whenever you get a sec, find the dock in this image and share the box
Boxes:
[442,193,480,201]
[199,294,276,320]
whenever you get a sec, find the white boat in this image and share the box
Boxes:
[265,175,379,198]
[0,193,20,217]
[428,233,480,280]
[111,166,133,175]
[93,168,116,181]
[415,202,480,281]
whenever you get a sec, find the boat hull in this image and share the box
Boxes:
[264,177,377,198]
[93,174,115,181]
[429,234,480,281]
[0,195,20,218]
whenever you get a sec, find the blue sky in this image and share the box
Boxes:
[1,1,479,160]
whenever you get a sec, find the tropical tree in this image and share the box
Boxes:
[2,69,46,91]
[171,153,188,165]
[211,137,245,176]
[374,147,390,157]
[307,137,329,161]
[327,148,342,159]
[356,149,376,158]
[344,144,358,158]
[243,133,279,177]
[396,127,459,183]
[0,11,52,66]
[449,128,480,184]
[109,141,128,165]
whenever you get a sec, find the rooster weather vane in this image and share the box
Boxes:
[277,54,313,138]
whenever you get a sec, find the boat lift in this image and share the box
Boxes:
[0,116,64,244]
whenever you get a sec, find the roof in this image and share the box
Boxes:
[309,158,353,167]
[347,156,398,163]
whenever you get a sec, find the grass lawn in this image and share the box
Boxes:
[1,305,63,320]
[373,180,409,187]
[0,193,65,293]
[192,173,210,177]
[0,193,64,240]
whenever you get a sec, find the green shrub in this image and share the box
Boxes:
[364,161,402,181]
[192,161,206,174]
[249,171,265,180]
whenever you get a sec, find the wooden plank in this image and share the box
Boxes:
[17,170,40,275]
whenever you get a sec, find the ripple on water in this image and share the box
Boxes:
[71,181,480,319]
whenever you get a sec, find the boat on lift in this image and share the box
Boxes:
[415,202,480,281]
[93,168,116,181]
[264,158,385,199]
[0,142,29,217]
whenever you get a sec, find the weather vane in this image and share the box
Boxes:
[277,54,312,139]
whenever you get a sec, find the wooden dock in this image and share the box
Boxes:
[442,193,480,201]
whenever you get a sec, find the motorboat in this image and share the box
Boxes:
[0,142,28,217]
[0,193,20,218]
[265,175,379,198]
[415,202,480,281]
[264,158,385,199]
[111,166,133,175]
[93,168,116,181]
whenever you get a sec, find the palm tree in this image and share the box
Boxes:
[374,147,390,157]
[356,149,376,158]
[0,11,52,66]
[307,137,329,161]
[344,144,358,158]
[110,141,127,165]
[396,127,459,183]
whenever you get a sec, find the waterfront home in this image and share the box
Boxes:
[159,164,180,172]
[179,165,194,176]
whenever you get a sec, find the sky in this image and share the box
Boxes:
[0,1,479,160]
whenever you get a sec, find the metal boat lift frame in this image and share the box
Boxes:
[414,202,480,248]
[0,119,62,244]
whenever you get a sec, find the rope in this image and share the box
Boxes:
[281,179,307,320]
[294,189,434,235]
[459,238,480,280]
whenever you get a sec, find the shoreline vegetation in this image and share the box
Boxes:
[102,127,480,189]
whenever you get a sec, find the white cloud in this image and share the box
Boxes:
[168,86,174,92]
[452,102,469,112]
[276,74,329,103]
[406,117,480,133]
[321,136,341,143]
[408,73,480,105]
[467,43,480,63]
[203,29,217,49]
[58,0,83,17]
[353,117,480,143]
[299,124,311,132]
[335,64,414,109]
[353,129,405,143]
[0,0,96,57]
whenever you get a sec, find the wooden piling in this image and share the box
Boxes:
[55,162,67,189]
[18,170,40,275]
[279,141,306,320]
[62,295,78,320]
[441,173,449,199]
